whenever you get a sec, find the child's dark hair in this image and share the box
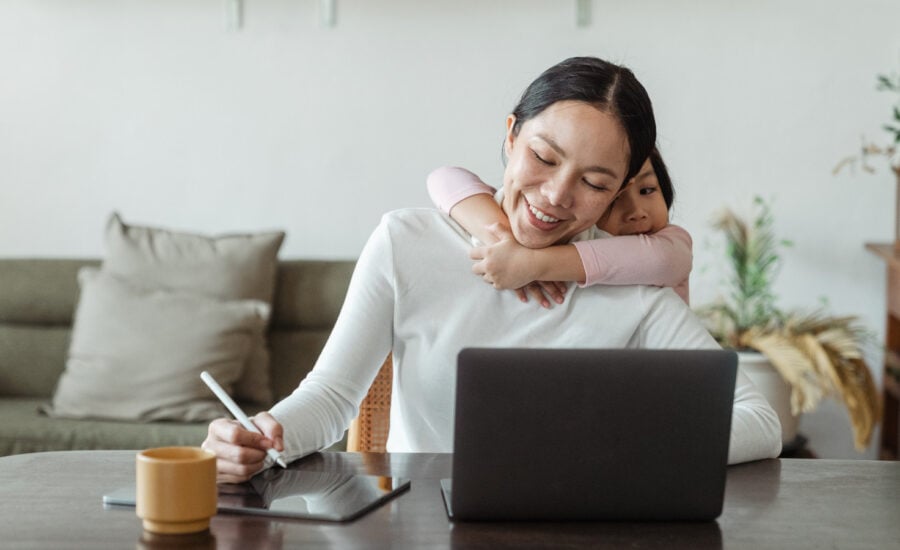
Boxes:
[649,147,675,210]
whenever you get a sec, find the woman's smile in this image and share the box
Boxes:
[526,199,562,226]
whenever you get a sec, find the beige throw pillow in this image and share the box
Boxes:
[46,268,269,422]
[102,213,285,405]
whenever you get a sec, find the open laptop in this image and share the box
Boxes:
[441,348,737,521]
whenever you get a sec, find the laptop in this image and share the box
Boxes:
[441,348,737,521]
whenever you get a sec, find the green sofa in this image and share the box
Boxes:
[0,258,355,456]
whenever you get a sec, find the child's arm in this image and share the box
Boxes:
[427,166,496,213]
[470,232,586,289]
[428,166,581,280]
[573,224,692,289]
[427,166,568,306]
[474,226,692,305]
[426,167,504,245]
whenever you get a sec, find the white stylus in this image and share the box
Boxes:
[200,370,288,468]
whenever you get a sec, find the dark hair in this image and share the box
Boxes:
[510,56,656,186]
[649,147,675,210]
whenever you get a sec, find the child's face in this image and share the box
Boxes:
[597,159,668,236]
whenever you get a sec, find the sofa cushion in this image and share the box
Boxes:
[0,398,211,455]
[102,213,285,405]
[45,269,269,422]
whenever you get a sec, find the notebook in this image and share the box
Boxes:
[441,348,737,521]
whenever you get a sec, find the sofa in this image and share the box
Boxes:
[0,258,356,456]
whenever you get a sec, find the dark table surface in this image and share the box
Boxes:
[0,450,897,549]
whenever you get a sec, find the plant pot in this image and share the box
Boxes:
[737,351,800,446]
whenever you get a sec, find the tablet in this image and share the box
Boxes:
[103,468,411,522]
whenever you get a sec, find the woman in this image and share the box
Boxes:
[204,57,781,483]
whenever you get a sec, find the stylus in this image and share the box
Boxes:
[200,370,288,468]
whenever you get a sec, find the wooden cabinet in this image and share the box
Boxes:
[865,243,900,460]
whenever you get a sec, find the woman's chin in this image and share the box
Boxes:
[511,225,561,249]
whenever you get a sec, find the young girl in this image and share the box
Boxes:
[426,148,691,307]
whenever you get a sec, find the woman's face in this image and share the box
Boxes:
[598,158,669,236]
[501,100,630,249]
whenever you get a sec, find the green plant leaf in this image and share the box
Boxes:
[701,196,786,334]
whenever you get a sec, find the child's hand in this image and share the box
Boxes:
[470,223,539,290]
[469,224,568,308]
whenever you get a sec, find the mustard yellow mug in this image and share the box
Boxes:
[135,447,217,534]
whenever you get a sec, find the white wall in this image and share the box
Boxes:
[2,0,898,458]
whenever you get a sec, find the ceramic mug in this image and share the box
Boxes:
[135,446,217,534]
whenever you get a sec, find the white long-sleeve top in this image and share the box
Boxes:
[269,208,781,465]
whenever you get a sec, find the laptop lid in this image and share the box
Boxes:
[446,348,737,521]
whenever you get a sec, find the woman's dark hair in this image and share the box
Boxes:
[649,147,675,210]
[510,56,656,186]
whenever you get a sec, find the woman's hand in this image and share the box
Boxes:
[201,412,284,484]
[470,224,568,308]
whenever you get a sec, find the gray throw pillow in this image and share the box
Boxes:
[102,213,285,405]
[45,268,269,422]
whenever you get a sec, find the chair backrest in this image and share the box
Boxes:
[346,354,393,452]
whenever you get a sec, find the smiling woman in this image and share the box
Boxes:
[202,56,782,483]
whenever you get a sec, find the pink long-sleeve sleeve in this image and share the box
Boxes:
[573,224,693,304]
[426,166,496,213]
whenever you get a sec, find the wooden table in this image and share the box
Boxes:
[1,451,897,549]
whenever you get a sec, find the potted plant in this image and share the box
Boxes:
[698,196,880,451]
